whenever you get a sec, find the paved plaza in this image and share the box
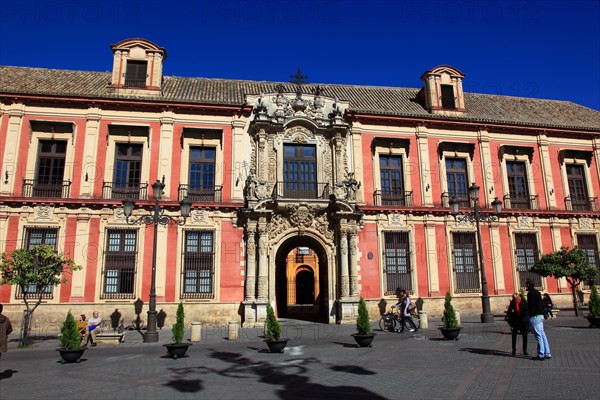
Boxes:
[0,312,598,400]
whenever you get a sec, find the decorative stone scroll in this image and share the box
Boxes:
[34,206,53,220]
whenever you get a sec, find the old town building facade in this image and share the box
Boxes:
[1,38,599,328]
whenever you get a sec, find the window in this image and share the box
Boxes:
[111,143,143,199]
[452,232,480,292]
[379,155,407,206]
[577,234,600,286]
[188,147,216,201]
[441,85,456,109]
[124,60,147,88]
[181,231,214,298]
[446,158,469,207]
[515,233,541,289]
[26,140,68,198]
[283,144,317,198]
[566,164,591,210]
[101,229,137,299]
[384,231,412,294]
[506,161,531,209]
[16,227,59,299]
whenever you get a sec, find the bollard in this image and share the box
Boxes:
[418,311,428,329]
[190,322,202,342]
[455,310,461,326]
[228,320,239,341]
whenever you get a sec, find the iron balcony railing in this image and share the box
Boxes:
[123,79,146,88]
[518,271,542,290]
[178,184,222,203]
[374,190,413,207]
[565,195,597,211]
[102,182,148,200]
[22,179,71,198]
[441,192,470,208]
[273,181,331,200]
[384,271,413,295]
[503,194,539,210]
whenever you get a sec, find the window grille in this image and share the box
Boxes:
[16,227,59,299]
[101,229,137,299]
[515,233,541,289]
[452,232,480,293]
[383,231,412,294]
[181,231,215,299]
[577,234,600,286]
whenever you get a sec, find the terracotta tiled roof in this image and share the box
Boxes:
[1,66,598,131]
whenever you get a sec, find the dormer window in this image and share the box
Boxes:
[420,65,465,114]
[441,85,456,109]
[110,38,166,92]
[124,60,148,88]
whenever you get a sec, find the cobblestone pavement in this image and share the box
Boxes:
[1,313,598,400]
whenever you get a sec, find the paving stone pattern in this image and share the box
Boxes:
[0,314,598,400]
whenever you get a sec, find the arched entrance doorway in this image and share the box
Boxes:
[275,235,329,323]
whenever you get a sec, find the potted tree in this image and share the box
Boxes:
[440,291,461,340]
[163,302,191,359]
[352,297,375,347]
[58,311,86,363]
[264,303,287,353]
[586,285,600,328]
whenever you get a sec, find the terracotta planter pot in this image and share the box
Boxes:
[57,348,86,364]
[163,343,192,359]
[352,333,375,348]
[265,339,288,353]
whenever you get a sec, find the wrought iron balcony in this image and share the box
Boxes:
[123,79,147,88]
[442,192,470,208]
[374,190,413,206]
[503,194,539,210]
[565,195,597,211]
[178,184,222,203]
[273,181,331,200]
[22,179,71,198]
[103,182,148,200]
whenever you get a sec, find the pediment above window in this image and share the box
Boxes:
[498,145,535,163]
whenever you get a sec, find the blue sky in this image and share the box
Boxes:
[1,0,599,111]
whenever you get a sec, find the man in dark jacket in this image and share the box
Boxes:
[526,280,551,361]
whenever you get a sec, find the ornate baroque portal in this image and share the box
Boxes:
[240,83,363,325]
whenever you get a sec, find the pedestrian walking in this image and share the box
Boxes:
[0,303,13,358]
[505,293,529,356]
[526,280,551,361]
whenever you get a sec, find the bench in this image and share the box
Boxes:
[90,321,125,344]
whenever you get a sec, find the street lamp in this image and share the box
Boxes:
[123,179,192,342]
[449,183,502,324]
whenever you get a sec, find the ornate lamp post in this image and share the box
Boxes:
[449,183,502,324]
[123,179,192,342]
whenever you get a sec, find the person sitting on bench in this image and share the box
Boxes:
[83,311,101,347]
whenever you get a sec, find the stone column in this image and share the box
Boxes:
[80,109,101,198]
[158,113,175,198]
[1,107,24,196]
[256,219,268,300]
[478,129,495,202]
[425,215,439,295]
[244,224,257,301]
[70,210,91,301]
[257,130,268,181]
[593,138,600,188]
[334,133,344,183]
[416,125,433,205]
[489,221,504,294]
[348,228,359,297]
[537,134,557,209]
[339,226,350,299]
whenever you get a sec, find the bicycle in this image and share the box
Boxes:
[379,309,420,332]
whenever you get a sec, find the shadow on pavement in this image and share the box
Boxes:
[459,347,513,357]
[0,369,17,380]
[164,378,203,393]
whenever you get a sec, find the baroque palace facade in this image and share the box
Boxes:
[0,38,599,327]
